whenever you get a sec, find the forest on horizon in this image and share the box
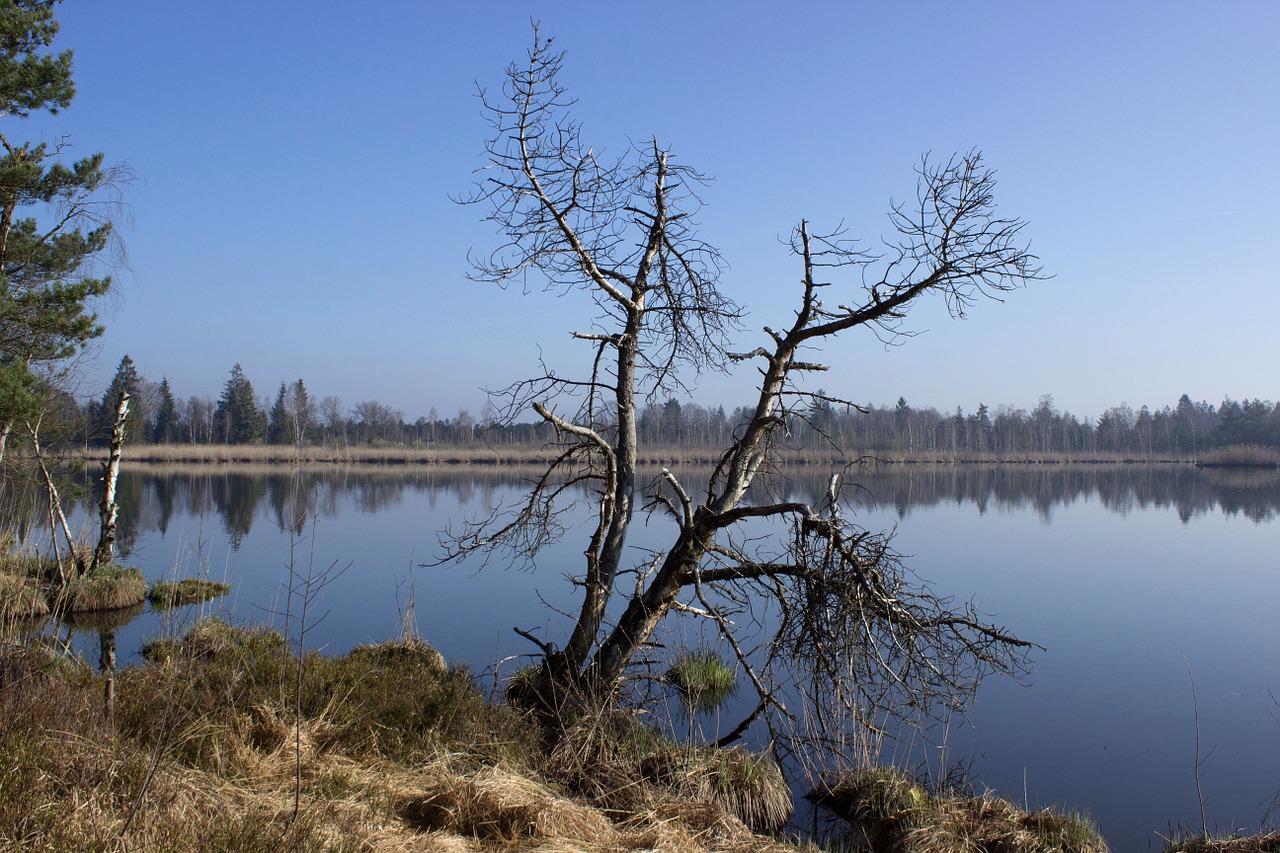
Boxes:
[60,355,1280,457]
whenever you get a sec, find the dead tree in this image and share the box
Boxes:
[447,29,1044,751]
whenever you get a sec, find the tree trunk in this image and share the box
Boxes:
[90,392,129,574]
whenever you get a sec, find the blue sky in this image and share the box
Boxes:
[38,1,1280,422]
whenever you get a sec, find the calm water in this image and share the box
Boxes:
[12,463,1280,849]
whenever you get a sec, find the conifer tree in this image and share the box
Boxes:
[0,0,126,461]
[95,353,139,444]
[152,377,178,444]
[213,364,262,444]
[289,378,311,446]
[267,381,289,445]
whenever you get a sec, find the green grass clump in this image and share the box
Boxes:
[666,649,737,714]
[147,578,232,609]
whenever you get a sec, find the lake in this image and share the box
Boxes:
[12,463,1280,849]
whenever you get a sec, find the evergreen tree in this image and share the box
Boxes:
[267,381,289,445]
[213,364,262,444]
[290,378,311,445]
[152,377,178,444]
[0,1,125,460]
[96,353,140,444]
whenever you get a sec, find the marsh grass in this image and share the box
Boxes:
[808,766,1108,853]
[146,577,232,609]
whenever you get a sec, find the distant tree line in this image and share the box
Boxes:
[80,358,1279,454]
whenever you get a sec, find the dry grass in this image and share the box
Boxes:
[809,766,1108,853]
[641,748,793,834]
[0,618,813,852]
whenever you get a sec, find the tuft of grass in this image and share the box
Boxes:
[808,766,1108,853]
[59,565,147,612]
[146,578,232,609]
[666,649,737,714]
[642,746,793,833]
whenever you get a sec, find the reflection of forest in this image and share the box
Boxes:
[5,464,1278,556]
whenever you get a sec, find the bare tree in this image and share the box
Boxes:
[445,29,1043,754]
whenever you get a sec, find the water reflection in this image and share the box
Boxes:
[22,464,1274,548]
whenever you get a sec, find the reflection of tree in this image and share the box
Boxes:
[152,475,176,535]
[19,465,1278,554]
[267,472,323,534]
[210,473,265,549]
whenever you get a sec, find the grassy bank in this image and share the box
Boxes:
[0,616,1125,852]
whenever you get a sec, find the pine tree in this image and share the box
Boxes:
[0,1,126,460]
[152,377,178,444]
[213,364,262,444]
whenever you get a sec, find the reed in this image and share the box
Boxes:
[1195,444,1280,469]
